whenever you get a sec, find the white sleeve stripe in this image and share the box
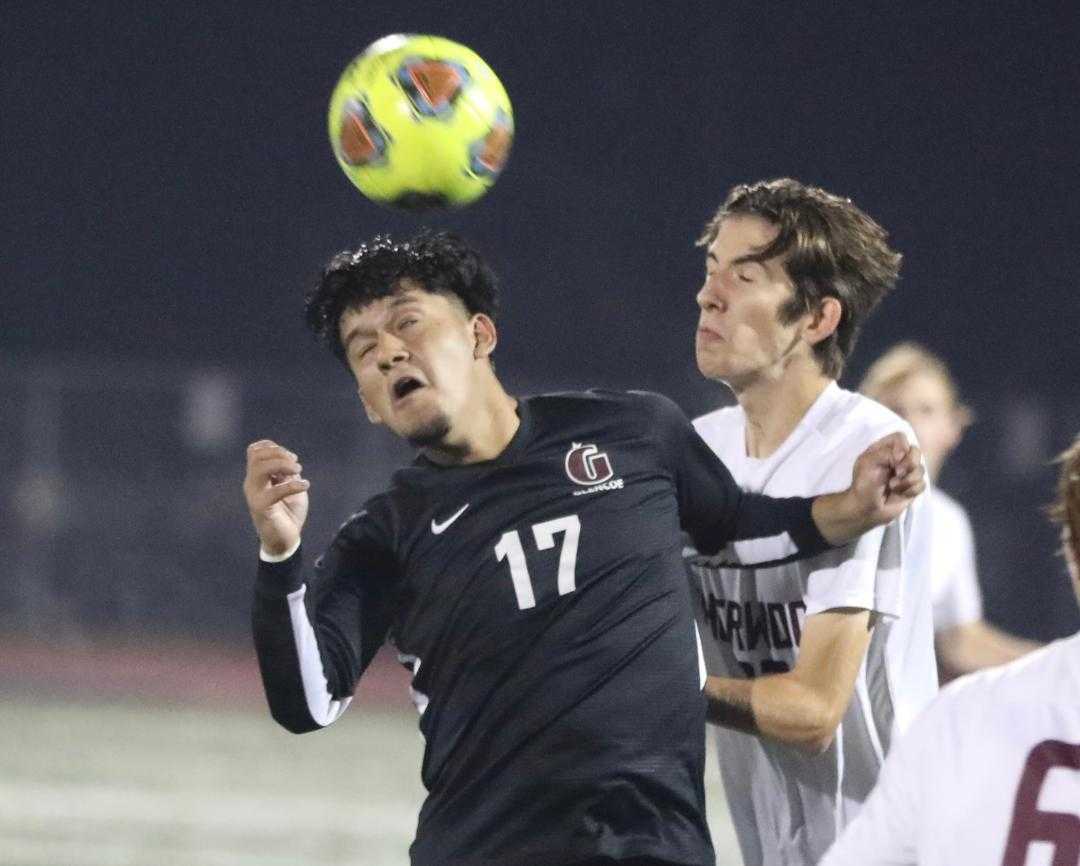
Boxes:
[260,538,302,563]
[832,719,845,840]
[694,621,707,689]
[396,653,430,716]
[285,585,352,727]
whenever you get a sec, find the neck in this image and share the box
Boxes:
[423,379,520,466]
[731,358,833,459]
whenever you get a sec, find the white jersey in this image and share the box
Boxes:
[821,632,1080,866]
[926,487,984,631]
[688,383,938,866]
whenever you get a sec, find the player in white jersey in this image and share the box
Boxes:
[861,343,1039,680]
[686,179,939,866]
[821,433,1080,866]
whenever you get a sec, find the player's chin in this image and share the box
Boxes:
[403,414,452,448]
[695,346,728,381]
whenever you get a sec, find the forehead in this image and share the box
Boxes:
[892,371,953,405]
[338,280,465,341]
[708,214,781,259]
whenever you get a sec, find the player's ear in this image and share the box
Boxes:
[471,314,497,360]
[358,390,383,425]
[804,297,842,347]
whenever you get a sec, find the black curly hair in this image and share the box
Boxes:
[305,229,500,363]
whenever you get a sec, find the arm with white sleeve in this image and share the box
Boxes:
[701,520,903,752]
[650,392,926,561]
[243,439,397,733]
[697,428,936,751]
[931,494,1041,679]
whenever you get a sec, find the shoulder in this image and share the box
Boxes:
[814,386,916,447]
[334,494,394,544]
[581,388,684,416]
[692,402,742,438]
[788,387,918,482]
[691,403,743,459]
[314,497,399,575]
[529,388,689,427]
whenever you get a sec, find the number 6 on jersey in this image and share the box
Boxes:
[494,515,582,609]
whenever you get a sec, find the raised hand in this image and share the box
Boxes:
[243,439,311,557]
[811,432,926,546]
[851,432,926,526]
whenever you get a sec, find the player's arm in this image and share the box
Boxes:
[660,393,924,558]
[931,510,1040,679]
[742,431,924,551]
[245,440,396,734]
[702,475,927,751]
[936,620,1041,681]
[703,607,874,753]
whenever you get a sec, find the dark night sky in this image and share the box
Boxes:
[6,2,1078,396]
[4,2,1079,635]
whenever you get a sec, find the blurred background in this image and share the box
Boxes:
[3,2,1078,864]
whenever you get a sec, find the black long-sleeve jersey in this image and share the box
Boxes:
[252,390,830,866]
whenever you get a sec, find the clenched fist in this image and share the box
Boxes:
[850,431,926,525]
[243,439,310,557]
[813,432,926,546]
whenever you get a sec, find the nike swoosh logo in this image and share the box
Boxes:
[431,503,470,535]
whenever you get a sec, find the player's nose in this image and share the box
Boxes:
[375,332,409,371]
[696,283,725,313]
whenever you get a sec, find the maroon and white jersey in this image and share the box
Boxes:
[821,632,1080,866]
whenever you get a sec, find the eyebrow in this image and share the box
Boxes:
[341,323,371,350]
[706,251,768,268]
[388,292,422,308]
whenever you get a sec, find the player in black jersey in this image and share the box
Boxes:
[246,231,925,866]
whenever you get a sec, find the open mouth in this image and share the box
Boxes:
[392,376,426,402]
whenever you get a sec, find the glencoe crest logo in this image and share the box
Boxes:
[564,443,623,496]
[565,442,612,485]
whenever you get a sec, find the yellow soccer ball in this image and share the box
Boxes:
[328,34,514,209]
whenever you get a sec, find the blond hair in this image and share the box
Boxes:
[859,342,971,423]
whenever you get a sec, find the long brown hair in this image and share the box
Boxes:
[699,178,902,378]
